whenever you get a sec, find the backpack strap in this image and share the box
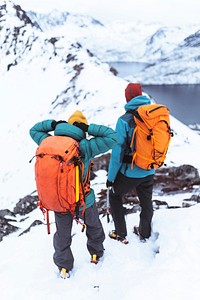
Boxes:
[37,202,51,234]
[123,110,141,168]
[126,109,144,122]
[125,109,155,169]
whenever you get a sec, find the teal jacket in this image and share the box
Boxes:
[107,95,155,182]
[30,120,119,209]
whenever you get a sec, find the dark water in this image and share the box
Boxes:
[109,62,200,125]
[143,85,200,126]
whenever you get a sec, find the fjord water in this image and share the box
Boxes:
[142,84,200,126]
[109,62,200,126]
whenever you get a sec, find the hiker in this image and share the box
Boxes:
[30,110,118,277]
[107,83,155,243]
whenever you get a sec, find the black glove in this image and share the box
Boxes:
[106,180,113,188]
[73,122,89,132]
[51,120,67,130]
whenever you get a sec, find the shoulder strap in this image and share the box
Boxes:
[126,109,144,122]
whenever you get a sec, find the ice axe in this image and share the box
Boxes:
[106,187,111,223]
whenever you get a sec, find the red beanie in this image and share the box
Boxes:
[125,83,142,102]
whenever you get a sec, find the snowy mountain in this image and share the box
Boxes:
[1,0,200,208]
[0,0,126,209]
[1,1,200,84]
[1,2,200,299]
[20,9,200,84]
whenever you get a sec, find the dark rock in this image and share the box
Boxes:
[92,155,200,213]
[0,216,19,242]
[183,194,200,202]
[182,202,194,208]
[13,195,38,215]
[93,153,110,172]
[0,209,16,218]
[154,164,200,193]
[153,200,169,209]
[18,220,43,236]
[110,66,118,76]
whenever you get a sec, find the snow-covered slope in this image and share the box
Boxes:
[1,0,200,210]
[1,203,200,300]
[1,3,200,299]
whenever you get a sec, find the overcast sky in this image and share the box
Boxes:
[16,0,200,26]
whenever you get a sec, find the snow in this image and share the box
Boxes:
[1,2,200,299]
[1,182,200,300]
[3,0,200,84]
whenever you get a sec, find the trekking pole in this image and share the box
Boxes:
[106,187,111,223]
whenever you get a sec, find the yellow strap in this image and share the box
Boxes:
[75,165,79,203]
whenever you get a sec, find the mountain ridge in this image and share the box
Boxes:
[0,0,200,209]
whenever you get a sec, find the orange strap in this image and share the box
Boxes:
[130,126,137,148]
[130,125,154,169]
[37,202,51,235]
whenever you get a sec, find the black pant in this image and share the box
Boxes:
[109,172,154,239]
[53,203,105,271]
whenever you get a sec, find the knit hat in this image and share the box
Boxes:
[125,83,142,102]
[68,110,88,125]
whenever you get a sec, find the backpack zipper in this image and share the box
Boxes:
[149,105,166,113]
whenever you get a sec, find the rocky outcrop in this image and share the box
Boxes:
[13,195,38,215]
[153,164,200,193]
[0,195,40,242]
[94,157,200,216]
[0,160,199,242]
[0,215,18,242]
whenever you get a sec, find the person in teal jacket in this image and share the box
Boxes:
[30,110,118,277]
[107,83,155,243]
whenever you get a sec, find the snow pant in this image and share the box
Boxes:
[109,172,154,239]
[53,202,105,271]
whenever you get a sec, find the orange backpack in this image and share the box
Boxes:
[128,104,173,170]
[34,136,89,219]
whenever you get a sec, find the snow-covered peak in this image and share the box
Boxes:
[1,0,200,209]
[26,9,104,33]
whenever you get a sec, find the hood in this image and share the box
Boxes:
[124,95,151,111]
[54,123,86,141]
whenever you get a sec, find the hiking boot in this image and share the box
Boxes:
[133,226,146,242]
[108,230,129,244]
[91,254,100,264]
[59,267,70,279]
